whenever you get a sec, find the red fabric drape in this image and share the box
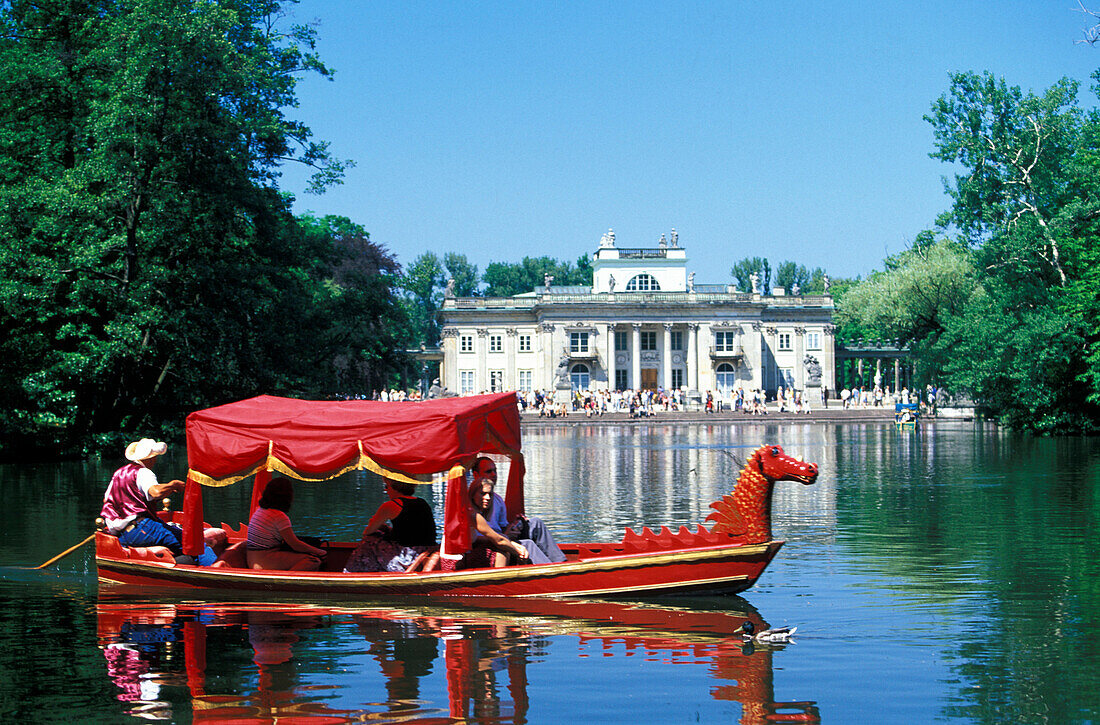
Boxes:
[505,454,526,521]
[182,474,204,557]
[249,468,271,519]
[442,465,471,558]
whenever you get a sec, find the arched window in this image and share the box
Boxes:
[716,363,736,393]
[625,274,661,292]
[570,364,590,391]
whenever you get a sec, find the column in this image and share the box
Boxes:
[894,358,901,394]
[538,322,554,390]
[662,323,673,390]
[440,328,458,392]
[631,323,642,391]
[505,328,517,391]
[687,323,699,392]
[794,326,806,389]
[476,328,488,393]
[606,324,617,391]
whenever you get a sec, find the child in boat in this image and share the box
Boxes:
[343,478,439,573]
[246,477,326,571]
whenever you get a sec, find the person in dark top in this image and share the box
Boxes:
[344,478,438,572]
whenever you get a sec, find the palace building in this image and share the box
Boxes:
[437,230,836,400]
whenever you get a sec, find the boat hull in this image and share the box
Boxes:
[95,534,783,598]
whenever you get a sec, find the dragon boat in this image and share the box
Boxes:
[95,392,819,598]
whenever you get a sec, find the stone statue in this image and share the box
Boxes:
[671,228,678,247]
[804,355,822,386]
[750,272,760,295]
[659,233,667,249]
[791,283,800,296]
[444,278,456,298]
[823,275,830,292]
[428,378,455,398]
[688,271,695,292]
[608,274,616,292]
[544,273,554,292]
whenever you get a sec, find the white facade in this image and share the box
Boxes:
[438,231,835,398]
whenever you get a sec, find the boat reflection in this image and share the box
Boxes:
[97,597,820,723]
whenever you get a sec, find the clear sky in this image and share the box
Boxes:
[276,1,1100,282]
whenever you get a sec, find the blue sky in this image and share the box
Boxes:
[277,1,1100,282]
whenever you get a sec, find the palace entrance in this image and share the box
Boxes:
[641,369,658,390]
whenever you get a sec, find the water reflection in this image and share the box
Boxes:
[96,598,820,723]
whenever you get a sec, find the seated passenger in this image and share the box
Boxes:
[344,478,439,573]
[472,457,566,563]
[246,477,326,571]
[466,479,530,567]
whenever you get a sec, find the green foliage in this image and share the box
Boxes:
[400,252,445,347]
[482,255,593,297]
[0,0,370,458]
[730,257,770,293]
[891,69,1100,432]
[442,253,479,297]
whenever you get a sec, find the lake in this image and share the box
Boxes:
[3,420,1100,723]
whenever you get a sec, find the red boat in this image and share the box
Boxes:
[95,392,819,597]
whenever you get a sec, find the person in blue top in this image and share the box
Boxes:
[471,457,566,564]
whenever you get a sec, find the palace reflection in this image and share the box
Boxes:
[97,598,820,724]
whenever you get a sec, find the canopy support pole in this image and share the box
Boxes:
[182,473,204,557]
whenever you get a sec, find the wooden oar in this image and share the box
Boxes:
[31,532,96,570]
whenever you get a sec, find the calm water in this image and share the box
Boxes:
[3,421,1100,723]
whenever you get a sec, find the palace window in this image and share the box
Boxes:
[625,274,661,291]
[670,330,683,350]
[778,333,792,351]
[518,370,533,391]
[778,367,794,388]
[518,334,532,353]
[715,331,737,352]
[489,335,502,353]
[489,370,504,392]
[570,331,589,353]
[460,335,474,353]
[806,332,821,350]
[459,370,475,394]
[671,368,685,390]
[716,363,736,392]
[615,369,629,391]
[640,331,657,351]
[570,364,591,391]
[615,331,628,351]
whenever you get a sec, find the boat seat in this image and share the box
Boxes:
[211,542,247,569]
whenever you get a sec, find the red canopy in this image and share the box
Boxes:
[180,392,525,557]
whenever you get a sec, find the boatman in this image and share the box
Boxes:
[101,438,216,565]
[471,456,567,564]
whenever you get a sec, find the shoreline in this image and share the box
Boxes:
[518,406,979,427]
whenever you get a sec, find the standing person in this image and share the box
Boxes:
[101,438,216,565]
[246,477,326,571]
[344,478,438,572]
[471,457,567,563]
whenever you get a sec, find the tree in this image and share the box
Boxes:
[482,255,593,297]
[400,252,445,347]
[442,253,479,297]
[775,261,811,292]
[0,0,352,457]
[730,257,770,293]
[919,70,1100,431]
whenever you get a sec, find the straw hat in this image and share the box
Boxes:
[125,438,168,462]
